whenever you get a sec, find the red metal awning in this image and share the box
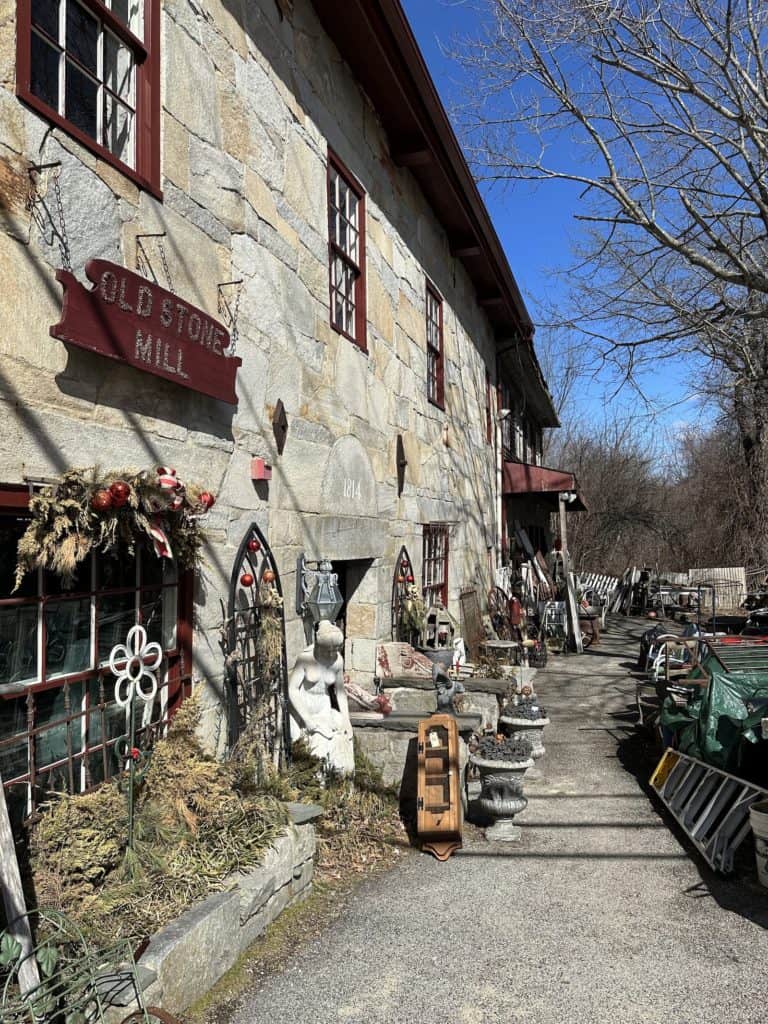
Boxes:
[502,462,587,511]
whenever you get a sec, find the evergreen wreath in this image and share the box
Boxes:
[14,467,214,590]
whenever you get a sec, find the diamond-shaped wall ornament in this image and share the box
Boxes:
[396,434,407,497]
[272,399,288,455]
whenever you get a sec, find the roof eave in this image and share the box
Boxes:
[311,0,534,339]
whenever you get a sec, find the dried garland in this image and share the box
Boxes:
[14,467,215,590]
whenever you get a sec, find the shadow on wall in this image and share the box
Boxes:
[56,346,236,444]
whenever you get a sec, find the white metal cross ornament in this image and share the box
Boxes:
[109,624,162,708]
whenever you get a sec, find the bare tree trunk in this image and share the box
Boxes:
[734,375,768,568]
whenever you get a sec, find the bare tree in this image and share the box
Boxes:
[456,0,768,556]
[547,416,676,573]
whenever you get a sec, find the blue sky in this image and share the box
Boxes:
[401,0,703,438]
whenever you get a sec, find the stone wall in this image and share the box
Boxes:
[103,820,317,1019]
[0,0,501,751]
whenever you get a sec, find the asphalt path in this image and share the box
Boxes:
[228,617,768,1024]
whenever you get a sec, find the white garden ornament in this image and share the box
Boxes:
[109,624,164,850]
[109,624,162,708]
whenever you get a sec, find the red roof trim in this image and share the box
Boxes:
[502,461,587,510]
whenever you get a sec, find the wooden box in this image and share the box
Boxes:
[416,713,463,860]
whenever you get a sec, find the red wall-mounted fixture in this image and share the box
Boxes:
[250,458,272,481]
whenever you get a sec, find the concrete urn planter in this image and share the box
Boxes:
[469,753,534,842]
[498,715,550,761]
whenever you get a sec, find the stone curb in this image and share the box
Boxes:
[106,821,317,1020]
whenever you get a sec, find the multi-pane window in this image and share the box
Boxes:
[521,416,530,463]
[18,1,160,192]
[328,153,366,349]
[0,507,189,820]
[522,416,541,464]
[500,381,515,459]
[426,284,444,408]
[422,524,449,609]
[533,425,543,466]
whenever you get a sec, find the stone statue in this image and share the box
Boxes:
[287,620,354,775]
[433,659,465,714]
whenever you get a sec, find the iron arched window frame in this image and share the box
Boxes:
[225,523,289,766]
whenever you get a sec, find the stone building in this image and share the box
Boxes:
[0,0,573,812]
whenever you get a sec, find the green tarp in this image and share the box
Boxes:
[661,654,768,779]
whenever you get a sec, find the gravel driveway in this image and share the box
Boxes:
[226,618,768,1024]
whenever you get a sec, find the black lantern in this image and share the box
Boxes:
[297,555,343,625]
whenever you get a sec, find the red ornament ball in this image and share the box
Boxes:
[91,489,113,512]
[263,569,276,584]
[247,538,261,553]
[199,491,216,510]
[406,574,414,583]
[240,572,254,587]
[109,480,131,507]
[397,575,405,584]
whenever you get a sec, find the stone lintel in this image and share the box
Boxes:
[302,514,386,561]
[351,711,482,733]
[379,676,511,695]
[287,801,324,824]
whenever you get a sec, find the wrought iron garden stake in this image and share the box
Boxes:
[109,625,162,850]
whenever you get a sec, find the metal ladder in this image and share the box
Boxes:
[650,749,768,873]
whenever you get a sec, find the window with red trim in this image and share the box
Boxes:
[422,523,449,608]
[500,380,515,460]
[426,283,444,408]
[16,0,161,195]
[328,152,366,350]
[0,500,191,819]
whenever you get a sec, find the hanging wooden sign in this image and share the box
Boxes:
[51,259,242,404]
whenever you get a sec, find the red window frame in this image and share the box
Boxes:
[422,523,449,609]
[500,380,515,460]
[327,150,367,351]
[16,0,162,197]
[426,282,444,409]
[0,487,192,817]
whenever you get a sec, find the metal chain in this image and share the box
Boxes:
[52,171,72,271]
[229,282,242,356]
[158,236,173,293]
[135,240,152,281]
[217,281,243,356]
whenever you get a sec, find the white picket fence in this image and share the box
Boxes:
[576,572,620,606]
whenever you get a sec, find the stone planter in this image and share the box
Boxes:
[498,715,550,761]
[469,754,534,841]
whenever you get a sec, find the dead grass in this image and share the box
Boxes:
[26,707,408,951]
[28,696,288,946]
